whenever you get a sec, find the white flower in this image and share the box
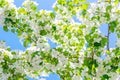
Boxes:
[109,73,119,80]
[116,39,120,47]
[6,0,14,3]
[72,75,81,80]
[58,54,67,65]
[51,49,59,58]
[0,41,7,49]
[22,0,38,8]
[94,38,101,43]
[70,62,75,68]
[1,73,11,80]
[0,8,5,26]
[39,71,49,77]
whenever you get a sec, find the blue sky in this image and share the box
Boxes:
[0,0,60,80]
[0,0,117,80]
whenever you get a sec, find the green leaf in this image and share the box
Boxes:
[17,8,27,14]
[3,26,8,32]
[81,3,89,10]
[63,51,69,56]
[40,30,47,36]
[11,52,16,55]
[4,55,10,61]
[10,58,17,63]
[0,0,9,7]
[54,35,59,40]
[81,10,87,16]
[114,0,119,5]
[31,51,39,58]
[113,48,120,56]
[11,29,15,33]
[52,58,59,65]
[23,39,31,47]
[94,42,101,47]
[39,62,43,65]
[4,18,13,24]
[50,12,55,18]
[79,24,86,29]
[31,4,37,11]
[67,33,72,39]
[27,29,33,35]
[38,22,45,26]
[104,12,110,21]
[72,10,76,15]
[16,29,22,36]
[91,16,100,21]
[106,5,112,12]
[110,64,118,71]
[109,20,118,33]
[54,6,58,11]
[7,48,11,51]
[101,74,111,80]
[52,25,56,31]
[101,37,107,46]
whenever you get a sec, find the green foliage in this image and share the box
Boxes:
[106,5,112,12]
[0,0,9,7]
[0,0,120,80]
[50,12,55,19]
[3,25,8,32]
[94,42,101,47]
[101,74,111,80]
[23,39,31,47]
[109,20,118,33]
[40,30,47,36]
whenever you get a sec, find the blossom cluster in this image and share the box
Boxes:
[0,0,120,80]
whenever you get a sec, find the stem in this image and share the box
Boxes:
[107,24,110,50]
[92,49,94,60]
[106,0,111,51]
